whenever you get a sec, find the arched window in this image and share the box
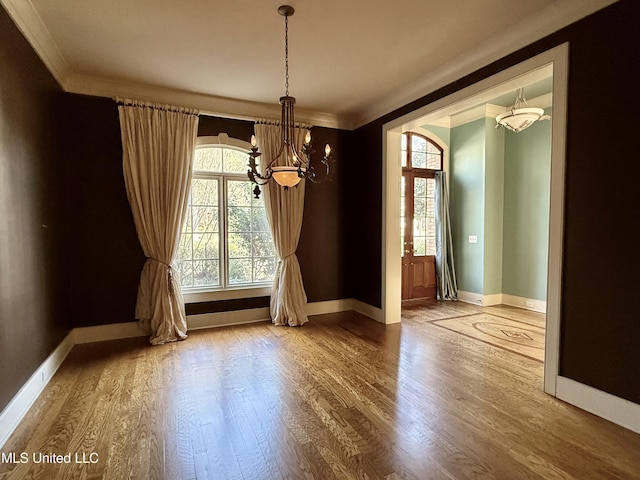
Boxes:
[177,135,276,291]
[401,131,443,170]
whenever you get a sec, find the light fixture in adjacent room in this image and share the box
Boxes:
[247,5,334,198]
[495,87,551,132]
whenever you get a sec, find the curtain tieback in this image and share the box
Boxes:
[148,257,172,268]
[148,258,177,294]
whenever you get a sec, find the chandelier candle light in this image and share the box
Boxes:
[247,5,334,199]
[495,87,551,132]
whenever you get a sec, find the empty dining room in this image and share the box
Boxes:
[1,1,640,479]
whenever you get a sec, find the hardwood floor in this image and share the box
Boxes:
[2,303,640,479]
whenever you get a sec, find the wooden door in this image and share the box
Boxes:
[401,172,437,301]
[400,132,442,301]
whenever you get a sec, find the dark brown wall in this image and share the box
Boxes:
[297,126,349,302]
[60,107,348,325]
[349,0,640,403]
[557,0,639,404]
[0,6,68,412]
[343,124,383,307]
[60,94,144,327]
[198,115,255,142]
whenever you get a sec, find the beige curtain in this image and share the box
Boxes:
[255,121,309,326]
[117,98,199,345]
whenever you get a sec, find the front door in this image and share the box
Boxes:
[400,133,442,301]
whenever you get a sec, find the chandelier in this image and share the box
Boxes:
[495,87,551,132]
[247,5,334,198]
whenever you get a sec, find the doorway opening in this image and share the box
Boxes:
[382,44,568,395]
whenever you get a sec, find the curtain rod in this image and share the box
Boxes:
[114,97,199,116]
[255,117,311,129]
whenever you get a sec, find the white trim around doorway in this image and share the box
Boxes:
[380,43,640,436]
[381,44,568,395]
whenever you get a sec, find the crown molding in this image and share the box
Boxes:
[345,0,617,129]
[0,0,343,129]
[1,0,612,131]
[1,0,69,85]
[423,117,451,129]
[449,104,505,128]
[64,73,344,129]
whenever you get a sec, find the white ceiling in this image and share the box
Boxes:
[2,0,616,129]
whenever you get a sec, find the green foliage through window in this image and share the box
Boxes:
[177,145,276,289]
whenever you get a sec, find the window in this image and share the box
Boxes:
[177,136,276,292]
[400,132,443,257]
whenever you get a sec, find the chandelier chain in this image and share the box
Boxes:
[284,14,289,96]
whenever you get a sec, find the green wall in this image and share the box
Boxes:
[450,119,485,294]
[421,124,451,148]
[447,111,550,300]
[483,118,505,295]
[502,109,551,300]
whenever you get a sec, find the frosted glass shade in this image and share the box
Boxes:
[495,107,545,132]
[271,166,306,187]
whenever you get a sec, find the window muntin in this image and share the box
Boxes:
[412,176,436,256]
[226,179,276,284]
[179,177,221,287]
[401,132,443,170]
[177,143,276,291]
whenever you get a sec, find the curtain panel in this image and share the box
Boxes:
[254,121,309,326]
[434,171,458,301]
[117,98,199,345]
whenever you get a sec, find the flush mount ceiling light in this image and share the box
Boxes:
[495,87,551,132]
[247,5,334,198]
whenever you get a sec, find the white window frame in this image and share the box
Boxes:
[181,134,272,303]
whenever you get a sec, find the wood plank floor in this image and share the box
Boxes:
[2,302,640,479]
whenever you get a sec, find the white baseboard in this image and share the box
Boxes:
[351,299,384,323]
[73,321,148,344]
[457,290,500,306]
[305,299,353,316]
[502,294,547,313]
[483,293,502,306]
[556,376,640,434]
[67,299,380,346]
[72,308,272,343]
[305,298,383,323]
[458,291,546,312]
[0,333,74,449]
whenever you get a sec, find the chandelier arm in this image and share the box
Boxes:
[249,174,272,186]
[247,162,273,185]
[301,147,333,183]
[305,170,320,183]
[268,142,288,169]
